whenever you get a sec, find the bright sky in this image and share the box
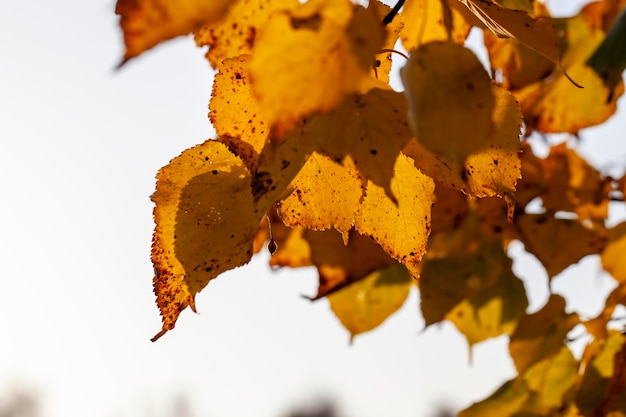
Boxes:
[1,1,625,417]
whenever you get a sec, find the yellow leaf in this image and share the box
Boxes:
[278,153,363,238]
[514,142,545,208]
[400,0,471,52]
[252,88,416,207]
[421,237,527,346]
[430,185,469,235]
[116,0,232,63]
[194,0,298,68]
[249,0,385,135]
[210,55,268,171]
[514,5,625,134]
[509,294,579,374]
[368,0,404,84]
[328,263,412,339]
[355,152,434,275]
[402,42,495,165]
[516,214,607,278]
[460,345,578,416]
[151,140,265,341]
[403,84,522,217]
[523,346,579,408]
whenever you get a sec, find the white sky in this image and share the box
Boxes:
[1,1,625,417]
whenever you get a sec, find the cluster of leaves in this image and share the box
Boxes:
[116,0,626,414]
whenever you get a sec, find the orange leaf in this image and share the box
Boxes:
[116,0,232,63]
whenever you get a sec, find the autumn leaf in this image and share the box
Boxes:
[116,0,232,64]
[194,0,298,68]
[151,139,268,341]
[305,228,398,299]
[278,153,363,239]
[421,233,527,347]
[402,42,495,164]
[355,152,434,276]
[249,0,385,135]
[575,330,626,416]
[516,213,606,278]
[509,294,579,374]
[539,143,612,222]
[587,7,626,97]
[403,81,522,218]
[458,0,566,76]
[460,345,579,416]
[368,0,404,84]
[210,55,268,172]
[513,4,625,134]
[328,262,412,339]
[400,0,471,52]
[602,222,626,284]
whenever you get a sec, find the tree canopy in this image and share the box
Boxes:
[115,0,626,415]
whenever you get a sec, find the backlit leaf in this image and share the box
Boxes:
[576,330,626,416]
[116,0,232,63]
[401,42,495,165]
[369,0,404,84]
[516,214,607,278]
[540,143,612,222]
[514,5,625,134]
[421,235,527,346]
[305,229,396,299]
[355,152,434,276]
[151,140,266,341]
[460,345,578,416]
[602,222,626,284]
[509,294,579,374]
[400,0,471,52]
[329,262,412,339]
[249,0,385,135]
[194,0,298,68]
[210,55,268,171]
[458,0,564,72]
[278,153,363,239]
[587,7,626,96]
[403,83,522,217]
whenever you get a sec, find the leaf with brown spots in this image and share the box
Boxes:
[210,55,268,171]
[116,0,232,64]
[194,0,298,68]
[356,152,434,277]
[151,139,271,341]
